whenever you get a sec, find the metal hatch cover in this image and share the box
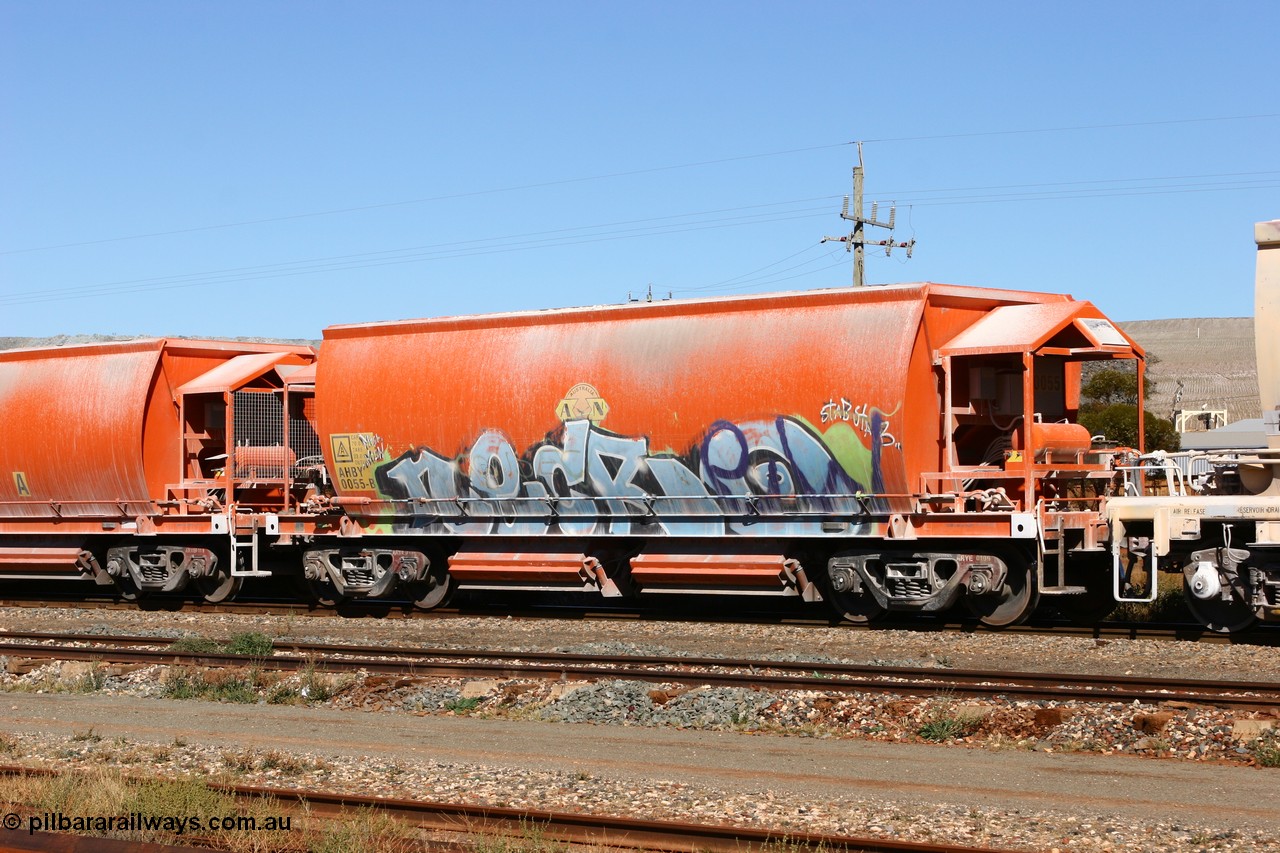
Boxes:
[176,351,309,396]
[937,301,1141,357]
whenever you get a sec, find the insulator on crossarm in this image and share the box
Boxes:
[841,195,849,217]
[870,202,878,222]
[888,205,895,230]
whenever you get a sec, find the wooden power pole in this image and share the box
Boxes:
[822,142,914,286]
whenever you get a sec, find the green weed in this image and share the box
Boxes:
[1252,728,1280,768]
[469,821,569,853]
[169,636,224,654]
[169,632,275,657]
[259,749,306,774]
[1112,572,1192,622]
[918,716,979,741]
[917,698,983,742]
[299,658,335,701]
[309,807,415,853]
[220,749,257,772]
[162,668,260,703]
[69,663,108,693]
[224,632,275,657]
[445,696,482,714]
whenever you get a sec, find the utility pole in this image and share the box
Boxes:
[822,142,914,287]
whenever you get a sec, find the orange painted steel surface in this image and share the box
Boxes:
[629,552,790,586]
[0,548,84,573]
[1026,421,1093,458]
[448,550,591,583]
[233,445,297,471]
[317,284,1083,513]
[0,340,313,520]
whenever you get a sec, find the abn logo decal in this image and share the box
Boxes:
[555,383,609,425]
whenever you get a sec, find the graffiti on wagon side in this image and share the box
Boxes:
[370,413,889,537]
[819,397,898,448]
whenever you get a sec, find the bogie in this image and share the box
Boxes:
[3,226,1280,635]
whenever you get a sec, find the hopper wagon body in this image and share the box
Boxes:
[308,283,1142,623]
[0,339,315,599]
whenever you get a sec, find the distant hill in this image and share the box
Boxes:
[0,334,318,351]
[0,334,144,350]
[3,321,1261,426]
[1118,318,1259,424]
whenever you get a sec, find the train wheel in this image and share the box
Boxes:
[114,577,144,603]
[1183,577,1259,633]
[823,558,884,623]
[828,589,885,624]
[194,569,243,604]
[296,575,343,608]
[410,566,455,610]
[966,558,1039,628]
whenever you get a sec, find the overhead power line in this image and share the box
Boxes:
[0,208,836,307]
[867,170,1280,198]
[0,143,853,256]
[898,179,1280,207]
[0,198,838,304]
[861,112,1280,143]
[4,111,1277,257]
[677,244,828,293]
[5,174,1277,308]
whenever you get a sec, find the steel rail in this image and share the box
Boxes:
[2,595,1278,646]
[2,634,1278,709]
[3,630,1277,697]
[0,831,210,852]
[0,764,1019,853]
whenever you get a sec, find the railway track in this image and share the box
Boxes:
[3,594,1278,646]
[3,630,1279,709]
[0,764,1020,853]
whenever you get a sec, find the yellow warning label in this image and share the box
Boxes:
[13,472,31,497]
[328,433,388,492]
[555,383,609,424]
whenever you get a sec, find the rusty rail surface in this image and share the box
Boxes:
[2,632,1279,709]
[2,595,1278,646]
[0,830,210,852]
[0,765,1018,853]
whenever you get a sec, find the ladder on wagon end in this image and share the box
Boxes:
[212,513,276,578]
[1034,503,1090,596]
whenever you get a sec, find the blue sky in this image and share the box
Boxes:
[1,2,1276,339]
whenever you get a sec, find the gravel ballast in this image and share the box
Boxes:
[2,606,1278,851]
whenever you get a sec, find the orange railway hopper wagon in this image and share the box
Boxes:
[309,283,1142,626]
[0,339,315,601]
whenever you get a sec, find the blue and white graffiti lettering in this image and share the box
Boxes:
[373,416,884,536]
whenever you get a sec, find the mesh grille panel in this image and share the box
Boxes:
[233,391,283,448]
[233,391,287,479]
[290,401,322,468]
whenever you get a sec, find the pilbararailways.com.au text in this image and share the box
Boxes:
[10,811,292,834]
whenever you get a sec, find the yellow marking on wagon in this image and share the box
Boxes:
[556,383,609,425]
[329,433,388,492]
